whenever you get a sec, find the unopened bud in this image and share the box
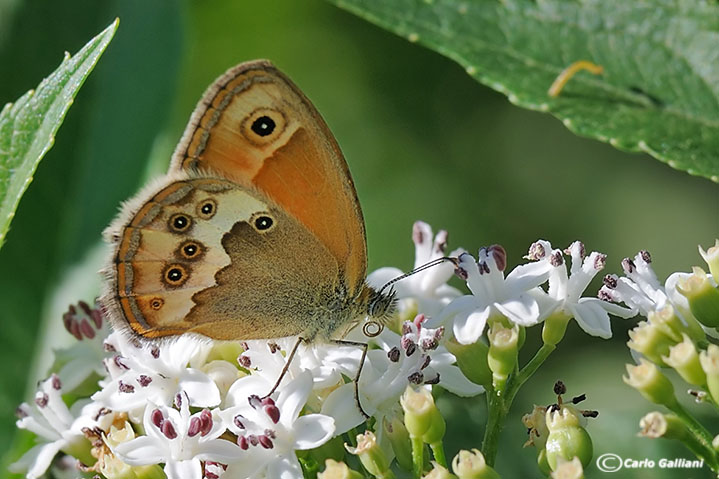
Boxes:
[318,459,363,479]
[639,412,688,441]
[676,267,719,328]
[487,322,519,393]
[345,431,391,478]
[662,334,706,387]
[623,359,677,407]
[627,321,677,366]
[423,462,457,479]
[699,240,719,280]
[700,344,719,403]
[401,386,445,445]
[452,449,500,479]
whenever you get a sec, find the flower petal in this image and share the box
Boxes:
[165,459,202,479]
[321,383,365,435]
[570,300,612,339]
[9,440,64,479]
[267,454,304,479]
[195,439,246,463]
[179,369,221,407]
[292,414,335,449]
[505,261,551,292]
[453,305,490,345]
[277,371,313,426]
[433,364,484,397]
[495,294,540,326]
[114,436,166,465]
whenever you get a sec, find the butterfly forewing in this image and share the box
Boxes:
[171,60,368,297]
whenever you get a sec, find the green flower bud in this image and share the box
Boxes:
[384,416,413,472]
[345,431,394,479]
[542,311,571,346]
[550,457,584,479]
[445,338,492,388]
[623,359,677,407]
[699,344,719,403]
[699,240,719,280]
[487,322,519,393]
[639,412,688,441]
[649,304,705,345]
[676,267,719,328]
[401,386,436,439]
[451,449,500,479]
[318,459,363,479]
[627,321,677,366]
[661,334,706,386]
[545,406,593,470]
[423,461,458,479]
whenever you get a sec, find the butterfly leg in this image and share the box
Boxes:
[264,336,306,398]
[332,339,370,419]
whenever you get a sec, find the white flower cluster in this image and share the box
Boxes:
[13,222,647,479]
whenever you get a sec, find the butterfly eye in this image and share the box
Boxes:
[177,240,204,260]
[251,116,275,137]
[163,264,189,287]
[169,214,192,233]
[150,298,164,310]
[197,199,217,219]
[242,108,286,145]
[252,213,275,233]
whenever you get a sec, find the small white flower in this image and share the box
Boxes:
[599,250,667,316]
[527,240,634,338]
[114,392,242,479]
[53,301,112,392]
[368,221,463,317]
[438,246,552,344]
[221,371,336,479]
[324,315,483,434]
[237,338,359,395]
[10,375,89,479]
[93,335,220,420]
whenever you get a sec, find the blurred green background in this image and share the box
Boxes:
[1,1,717,477]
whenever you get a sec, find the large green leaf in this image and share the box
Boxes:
[330,0,719,182]
[0,19,118,249]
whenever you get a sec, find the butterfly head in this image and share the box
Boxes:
[367,286,397,320]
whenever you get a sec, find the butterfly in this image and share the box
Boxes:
[101,60,396,351]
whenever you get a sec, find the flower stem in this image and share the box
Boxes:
[430,441,447,468]
[481,390,507,467]
[481,343,556,466]
[666,399,718,468]
[411,436,424,478]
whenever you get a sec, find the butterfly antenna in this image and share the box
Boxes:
[377,256,459,296]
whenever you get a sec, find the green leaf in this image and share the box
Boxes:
[330,0,719,182]
[0,19,118,249]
